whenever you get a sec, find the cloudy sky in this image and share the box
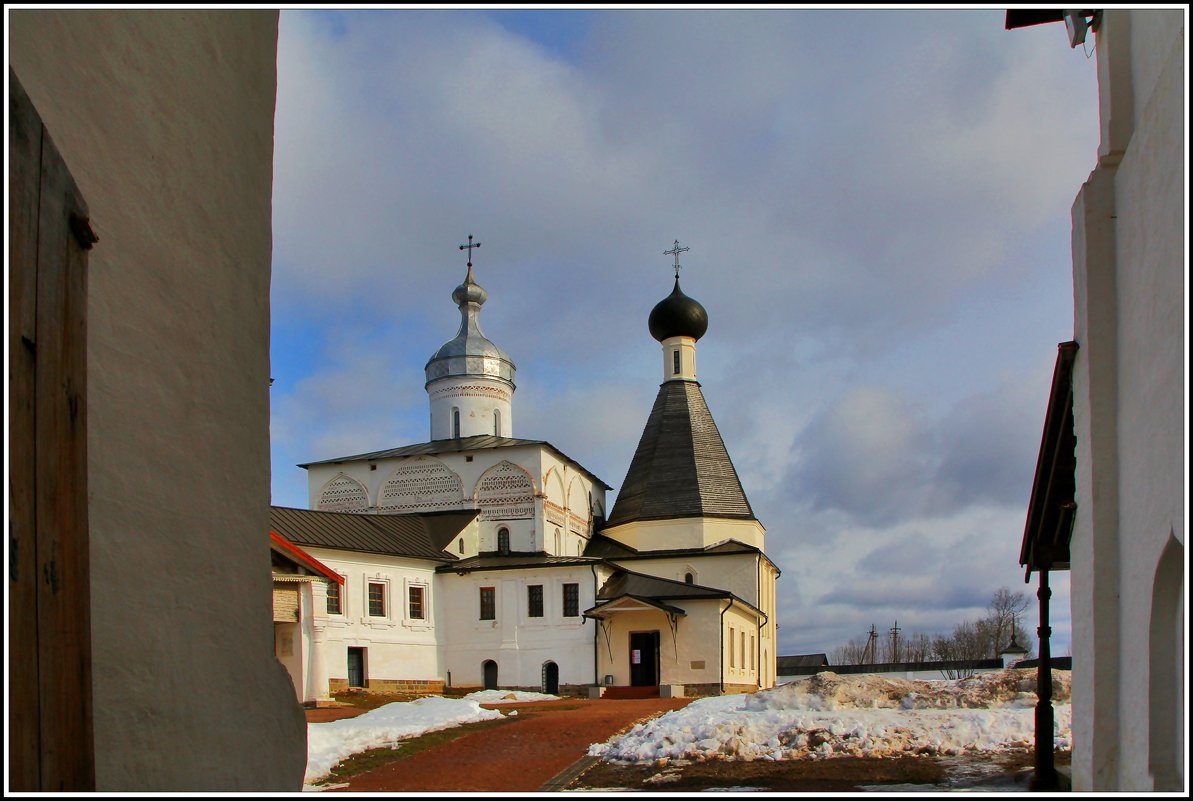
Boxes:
[268,8,1102,658]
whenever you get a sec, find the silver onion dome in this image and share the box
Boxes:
[425,264,516,388]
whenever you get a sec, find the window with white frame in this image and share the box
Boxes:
[326,577,344,615]
[479,586,496,620]
[368,581,386,617]
[408,584,425,620]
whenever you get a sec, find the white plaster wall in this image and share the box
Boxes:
[1070,9,1185,792]
[1108,12,1185,792]
[303,549,443,683]
[8,9,306,791]
[307,444,606,557]
[428,375,514,440]
[603,517,766,552]
[439,568,596,688]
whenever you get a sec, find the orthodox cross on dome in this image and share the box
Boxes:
[664,239,690,278]
[459,234,481,269]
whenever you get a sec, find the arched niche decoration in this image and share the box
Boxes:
[317,473,369,512]
[567,477,591,535]
[543,467,566,527]
[474,460,536,521]
[377,458,464,513]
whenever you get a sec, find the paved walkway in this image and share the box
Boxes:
[320,697,690,793]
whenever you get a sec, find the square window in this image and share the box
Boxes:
[327,580,342,615]
[408,585,425,620]
[480,586,496,620]
[528,585,543,618]
[562,583,579,618]
[368,582,386,617]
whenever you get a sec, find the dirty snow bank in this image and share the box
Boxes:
[461,689,560,704]
[305,696,504,784]
[588,669,1071,764]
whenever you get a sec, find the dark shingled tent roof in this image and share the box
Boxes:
[606,380,755,527]
[269,505,476,561]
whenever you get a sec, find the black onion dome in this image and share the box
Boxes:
[648,277,708,341]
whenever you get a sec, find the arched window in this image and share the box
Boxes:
[497,527,510,555]
[554,528,562,554]
[684,573,694,585]
[452,407,460,438]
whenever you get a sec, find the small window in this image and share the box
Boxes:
[480,586,496,620]
[498,528,510,555]
[408,585,425,620]
[368,582,386,617]
[673,349,680,375]
[562,583,579,617]
[684,572,694,585]
[326,580,342,615]
[458,537,464,552]
[452,407,460,438]
[528,585,543,618]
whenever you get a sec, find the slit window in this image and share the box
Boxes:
[408,585,425,620]
[327,580,342,615]
[673,349,680,375]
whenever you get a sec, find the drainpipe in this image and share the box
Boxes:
[719,599,732,694]
[757,556,763,689]
[590,563,600,688]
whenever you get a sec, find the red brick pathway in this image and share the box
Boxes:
[320,697,690,793]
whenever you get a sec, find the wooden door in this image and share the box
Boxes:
[629,632,659,686]
[347,647,366,688]
[8,67,97,791]
[482,659,498,690]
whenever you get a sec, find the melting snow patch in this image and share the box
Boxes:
[305,696,504,784]
[588,669,1071,765]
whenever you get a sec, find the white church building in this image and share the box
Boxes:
[271,247,780,702]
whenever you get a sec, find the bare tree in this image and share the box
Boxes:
[987,587,1031,657]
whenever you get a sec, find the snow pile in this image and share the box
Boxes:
[461,689,560,704]
[589,669,1071,765]
[305,696,503,784]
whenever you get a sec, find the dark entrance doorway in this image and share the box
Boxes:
[542,661,559,694]
[347,647,366,688]
[483,659,498,690]
[629,631,659,686]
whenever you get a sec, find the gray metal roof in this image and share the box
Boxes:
[297,435,613,490]
[435,554,599,573]
[597,569,731,602]
[606,380,755,527]
[591,568,764,619]
[269,506,476,561]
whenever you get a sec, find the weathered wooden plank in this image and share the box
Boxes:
[7,66,44,794]
[27,73,96,791]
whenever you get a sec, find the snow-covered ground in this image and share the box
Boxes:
[588,669,1071,764]
[303,671,1070,790]
[303,691,559,786]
